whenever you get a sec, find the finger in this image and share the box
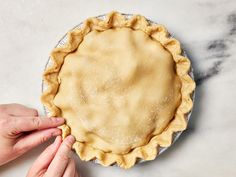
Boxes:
[75,171,79,177]
[13,116,64,132]
[1,103,38,116]
[27,136,62,176]
[14,128,61,154]
[45,135,75,177]
[32,136,62,169]
[63,159,76,177]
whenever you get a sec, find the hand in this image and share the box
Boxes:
[0,104,65,166]
[27,135,79,177]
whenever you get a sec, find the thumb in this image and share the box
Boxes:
[27,136,62,177]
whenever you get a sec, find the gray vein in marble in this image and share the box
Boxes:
[195,60,224,85]
[228,13,236,35]
[195,12,236,85]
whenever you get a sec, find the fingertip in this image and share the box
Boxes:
[52,128,62,136]
[53,136,62,145]
[54,117,65,123]
[30,108,39,116]
[50,117,65,126]
[48,136,62,152]
[65,135,76,144]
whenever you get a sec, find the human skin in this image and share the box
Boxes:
[0,103,79,177]
[27,135,79,177]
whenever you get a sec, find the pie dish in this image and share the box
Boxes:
[41,11,196,169]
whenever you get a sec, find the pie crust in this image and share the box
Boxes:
[41,11,196,169]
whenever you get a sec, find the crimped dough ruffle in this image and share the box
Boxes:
[41,11,196,169]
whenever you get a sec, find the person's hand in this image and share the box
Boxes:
[0,104,65,166]
[27,135,79,177]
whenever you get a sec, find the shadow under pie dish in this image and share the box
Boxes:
[41,11,196,169]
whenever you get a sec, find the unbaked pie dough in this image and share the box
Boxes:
[42,12,195,169]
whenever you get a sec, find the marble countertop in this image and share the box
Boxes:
[0,0,236,177]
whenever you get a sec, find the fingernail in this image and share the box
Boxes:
[66,135,75,144]
[53,117,65,123]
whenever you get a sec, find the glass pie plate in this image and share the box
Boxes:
[42,13,195,166]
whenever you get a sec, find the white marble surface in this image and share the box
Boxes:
[0,0,236,177]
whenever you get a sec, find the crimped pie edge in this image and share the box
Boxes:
[41,11,196,169]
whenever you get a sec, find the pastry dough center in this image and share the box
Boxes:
[54,28,181,154]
